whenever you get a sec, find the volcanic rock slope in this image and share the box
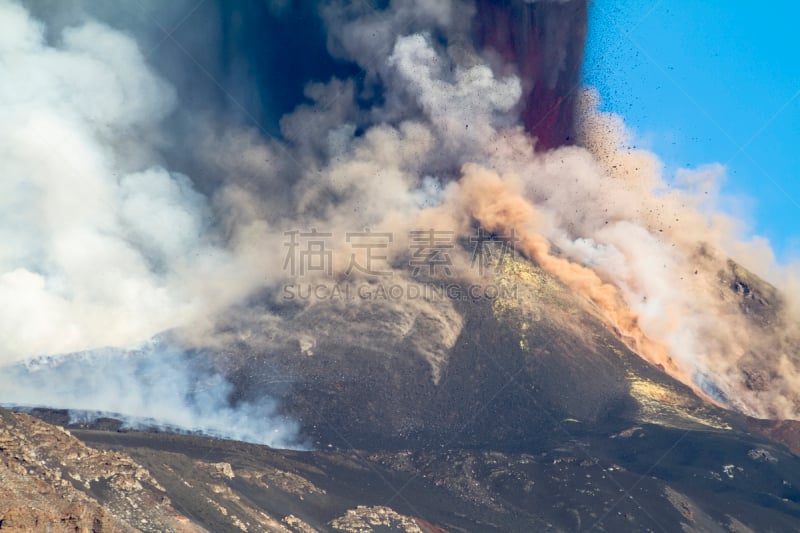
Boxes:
[6,254,800,532]
[5,404,800,533]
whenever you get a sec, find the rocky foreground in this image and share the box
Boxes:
[3,403,800,532]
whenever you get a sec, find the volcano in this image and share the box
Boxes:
[4,1,800,532]
[10,253,800,532]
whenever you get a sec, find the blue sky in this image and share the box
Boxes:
[584,1,800,262]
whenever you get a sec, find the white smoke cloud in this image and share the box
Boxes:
[386,33,522,157]
[0,340,305,448]
[0,2,217,360]
[0,0,305,445]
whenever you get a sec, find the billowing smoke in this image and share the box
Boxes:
[2,0,800,446]
[0,339,303,448]
[0,0,296,445]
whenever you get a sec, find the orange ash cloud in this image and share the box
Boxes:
[457,163,716,400]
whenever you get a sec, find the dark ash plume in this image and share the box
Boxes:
[475,0,588,149]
